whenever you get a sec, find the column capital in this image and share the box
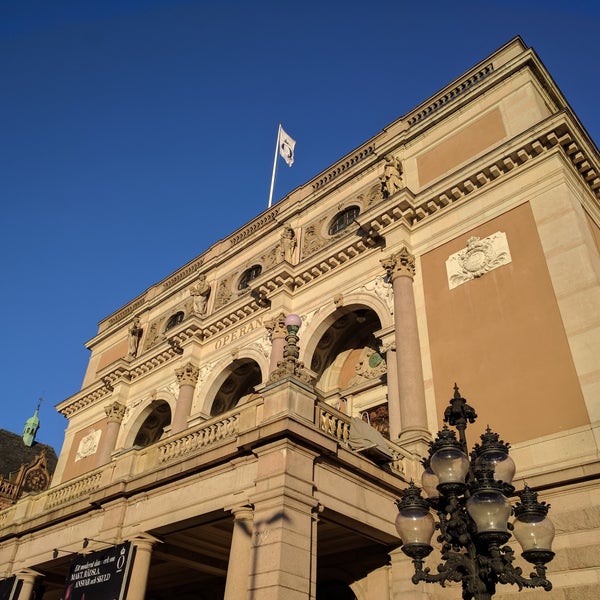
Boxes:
[230,504,254,521]
[175,361,200,387]
[381,246,416,280]
[105,401,126,423]
[130,532,162,550]
[264,312,287,341]
[16,568,42,581]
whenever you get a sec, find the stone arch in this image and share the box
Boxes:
[121,391,176,449]
[300,291,392,366]
[201,357,263,417]
[303,303,390,436]
[194,344,269,416]
[131,400,172,448]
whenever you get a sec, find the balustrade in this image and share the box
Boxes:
[158,414,240,463]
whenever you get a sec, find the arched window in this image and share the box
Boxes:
[238,265,262,290]
[329,206,360,235]
[165,311,184,331]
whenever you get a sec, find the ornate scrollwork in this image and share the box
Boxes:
[446,232,512,289]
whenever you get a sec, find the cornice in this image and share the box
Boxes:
[310,144,376,192]
[373,115,599,232]
[405,62,494,129]
[289,221,389,292]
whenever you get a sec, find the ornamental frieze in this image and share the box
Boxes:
[301,217,328,259]
[214,274,236,310]
[357,183,384,208]
[361,276,394,315]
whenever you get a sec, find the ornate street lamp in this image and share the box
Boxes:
[395,386,554,599]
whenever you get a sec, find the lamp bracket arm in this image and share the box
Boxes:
[412,550,468,587]
[493,546,552,592]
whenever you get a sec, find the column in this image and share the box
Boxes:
[381,248,430,445]
[96,401,126,466]
[126,534,160,600]
[171,361,200,434]
[223,506,254,600]
[16,569,40,600]
[376,326,401,440]
[264,313,287,375]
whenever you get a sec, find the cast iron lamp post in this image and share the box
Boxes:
[395,386,554,599]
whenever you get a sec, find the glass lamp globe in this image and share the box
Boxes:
[395,507,435,546]
[429,428,469,494]
[476,452,516,486]
[284,313,302,333]
[473,428,516,485]
[466,473,511,544]
[513,487,555,564]
[421,464,440,500]
[395,483,435,559]
[513,513,555,552]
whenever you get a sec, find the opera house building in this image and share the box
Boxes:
[1,37,599,599]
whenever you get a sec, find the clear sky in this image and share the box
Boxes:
[2,0,599,455]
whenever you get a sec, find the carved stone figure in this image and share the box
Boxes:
[127,317,143,358]
[380,155,403,198]
[215,278,233,309]
[280,226,296,263]
[190,274,211,315]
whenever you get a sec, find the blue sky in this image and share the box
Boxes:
[1,0,599,454]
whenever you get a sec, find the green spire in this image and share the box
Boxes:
[22,402,41,447]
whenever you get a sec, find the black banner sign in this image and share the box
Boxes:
[60,542,134,600]
[0,576,21,600]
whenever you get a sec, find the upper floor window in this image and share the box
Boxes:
[329,206,360,235]
[238,265,262,290]
[165,311,184,331]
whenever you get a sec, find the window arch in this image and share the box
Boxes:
[210,359,262,416]
[133,400,171,448]
[238,265,262,290]
[165,311,185,332]
[329,206,360,235]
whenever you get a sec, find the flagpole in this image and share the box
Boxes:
[268,124,281,208]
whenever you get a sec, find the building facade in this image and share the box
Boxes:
[1,37,599,599]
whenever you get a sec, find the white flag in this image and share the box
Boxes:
[278,126,296,167]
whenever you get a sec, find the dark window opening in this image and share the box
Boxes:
[238,265,262,290]
[165,311,185,331]
[329,206,360,235]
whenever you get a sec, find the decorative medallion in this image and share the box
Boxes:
[75,429,102,461]
[446,232,512,289]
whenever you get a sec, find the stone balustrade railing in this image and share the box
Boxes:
[158,413,240,463]
[45,470,105,509]
[318,403,351,444]
[316,401,407,476]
